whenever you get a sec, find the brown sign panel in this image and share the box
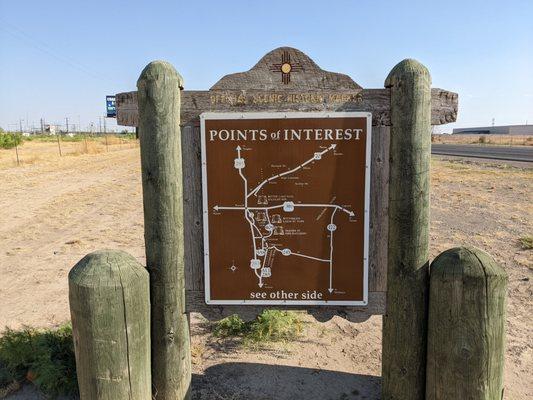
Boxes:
[201,112,371,305]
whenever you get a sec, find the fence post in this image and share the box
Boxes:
[382,59,432,400]
[68,250,151,400]
[13,133,20,166]
[57,132,62,156]
[137,61,191,399]
[426,247,507,399]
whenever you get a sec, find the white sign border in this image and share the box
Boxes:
[200,111,372,306]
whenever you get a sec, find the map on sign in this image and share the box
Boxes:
[201,112,371,305]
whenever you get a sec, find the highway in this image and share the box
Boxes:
[431,144,533,163]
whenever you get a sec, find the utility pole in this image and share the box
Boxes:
[40,118,44,134]
[66,117,69,134]
[19,119,23,134]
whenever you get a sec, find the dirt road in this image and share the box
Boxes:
[0,147,145,329]
[0,146,531,399]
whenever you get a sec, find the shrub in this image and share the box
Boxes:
[478,135,487,144]
[0,324,77,397]
[213,310,302,345]
[248,309,302,343]
[518,236,533,250]
[0,133,23,149]
[213,314,248,338]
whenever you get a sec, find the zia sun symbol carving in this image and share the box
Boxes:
[269,50,304,84]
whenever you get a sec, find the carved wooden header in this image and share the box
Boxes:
[115,47,458,128]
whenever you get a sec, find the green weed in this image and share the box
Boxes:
[213,310,302,346]
[213,314,248,338]
[518,235,533,250]
[0,324,77,397]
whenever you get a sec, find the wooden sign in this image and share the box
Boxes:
[201,112,371,305]
[116,47,458,319]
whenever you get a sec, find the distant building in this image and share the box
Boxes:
[453,125,533,135]
[44,124,60,134]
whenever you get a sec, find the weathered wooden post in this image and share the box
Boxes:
[382,59,432,399]
[69,250,151,400]
[137,61,191,399]
[426,247,507,400]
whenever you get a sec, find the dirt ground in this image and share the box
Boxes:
[0,142,531,399]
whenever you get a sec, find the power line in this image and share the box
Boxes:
[0,18,114,84]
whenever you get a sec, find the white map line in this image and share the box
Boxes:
[250,212,263,237]
[214,203,354,216]
[216,144,355,290]
[247,144,337,198]
[237,146,259,258]
[328,208,338,293]
[261,210,273,249]
[253,266,263,287]
[286,251,330,263]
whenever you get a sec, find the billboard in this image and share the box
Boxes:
[106,95,116,118]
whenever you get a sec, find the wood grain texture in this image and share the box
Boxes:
[369,126,389,292]
[116,88,458,128]
[186,290,385,322]
[426,247,507,400]
[210,47,361,91]
[182,125,204,293]
[137,61,191,400]
[68,250,151,400]
[381,59,432,400]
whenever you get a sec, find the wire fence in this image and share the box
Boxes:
[0,133,139,169]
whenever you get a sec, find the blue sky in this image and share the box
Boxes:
[1,0,531,132]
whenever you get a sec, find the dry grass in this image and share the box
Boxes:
[0,137,139,170]
[432,134,532,146]
[518,236,533,250]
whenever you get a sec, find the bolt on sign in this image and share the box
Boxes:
[201,112,371,305]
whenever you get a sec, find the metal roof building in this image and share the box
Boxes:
[453,125,533,135]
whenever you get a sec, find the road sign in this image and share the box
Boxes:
[201,112,371,305]
[106,95,116,118]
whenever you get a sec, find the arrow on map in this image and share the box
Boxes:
[213,205,219,211]
[236,145,242,158]
[329,262,334,293]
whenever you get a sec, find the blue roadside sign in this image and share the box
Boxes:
[106,95,116,118]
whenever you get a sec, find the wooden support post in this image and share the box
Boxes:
[137,61,191,399]
[68,250,151,400]
[426,247,507,400]
[382,59,432,400]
